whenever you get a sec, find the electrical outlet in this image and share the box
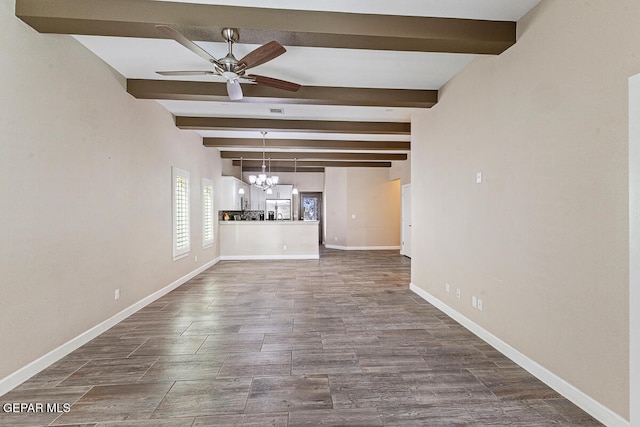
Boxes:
[445,283,450,293]
[283,244,287,250]
[476,172,483,183]
[114,289,120,300]
[456,288,461,299]
[194,255,198,262]
[477,299,483,311]
[472,296,477,308]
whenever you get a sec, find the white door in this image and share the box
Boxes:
[401,184,412,258]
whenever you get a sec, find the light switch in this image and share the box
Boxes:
[351,214,356,219]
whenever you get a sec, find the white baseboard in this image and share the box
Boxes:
[409,283,630,427]
[324,245,401,251]
[220,254,319,260]
[0,257,220,397]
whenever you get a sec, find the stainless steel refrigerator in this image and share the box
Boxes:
[265,199,291,220]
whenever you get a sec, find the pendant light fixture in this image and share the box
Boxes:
[238,156,245,195]
[248,131,279,191]
[266,158,273,194]
[292,158,299,195]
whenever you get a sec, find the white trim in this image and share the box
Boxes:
[220,254,319,260]
[0,257,220,397]
[172,166,191,261]
[172,252,189,261]
[202,178,214,249]
[324,245,401,251]
[409,283,630,427]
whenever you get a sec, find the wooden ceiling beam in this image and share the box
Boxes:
[204,138,410,151]
[233,160,391,168]
[243,167,324,173]
[16,0,516,55]
[177,117,409,134]
[223,152,407,161]
[127,79,437,108]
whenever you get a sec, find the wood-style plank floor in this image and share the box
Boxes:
[1,248,601,426]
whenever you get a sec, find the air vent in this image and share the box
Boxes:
[269,107,285,115]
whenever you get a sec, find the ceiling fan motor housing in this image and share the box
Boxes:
[220,28,241,77]
[221,28,239,43]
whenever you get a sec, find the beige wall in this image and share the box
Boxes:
[222,158,239,178]
[242,171,324,192]
[411,0,638,420]
[325,168,400,248]
[389,153,411,184]
[0,1,221,382]
[324,168,348,246]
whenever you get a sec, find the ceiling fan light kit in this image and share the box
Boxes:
[226,79,243,100]
[155,25,300,101]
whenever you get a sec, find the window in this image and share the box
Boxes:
[172,166,190,260]
[202,178,214,248]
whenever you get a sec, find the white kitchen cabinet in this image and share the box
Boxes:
[248,184,292,210]
[250,185,266,210]
[220,176,251,210]
[271,184,293,200]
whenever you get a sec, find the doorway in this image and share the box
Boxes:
[401,184,412,258]
[300,192,323,244]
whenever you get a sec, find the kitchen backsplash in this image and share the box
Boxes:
[219,210,264,221]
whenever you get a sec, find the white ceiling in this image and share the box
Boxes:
[72,0,541,148]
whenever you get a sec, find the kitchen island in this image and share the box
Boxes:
[219,220,319,260]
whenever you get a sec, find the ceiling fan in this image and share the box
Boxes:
[155,25,301,100]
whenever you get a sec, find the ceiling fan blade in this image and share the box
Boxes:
[156,71,217,76]
[248,74,301,92]
[155,25,222,69]
[227,79,243,101]
[237,41,286,70]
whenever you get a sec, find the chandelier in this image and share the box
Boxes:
[249,131,279,192]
